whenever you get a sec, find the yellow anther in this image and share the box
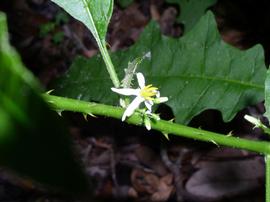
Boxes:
[140,84,158,100]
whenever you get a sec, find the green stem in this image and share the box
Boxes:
[82,0,120,88]
[267,155,270,202]
[44,94,270,155]
[99,42,120,88]
[264,127,270,136]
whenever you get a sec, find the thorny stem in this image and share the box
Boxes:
[44,94,270,155]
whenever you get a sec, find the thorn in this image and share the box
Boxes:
[88,113,97,118]
[46,89,54,94]
[56,110,63,116]
[162,132,170,140]
[226,131,234,137]
[106,41,111,49]
[168,118,175,122]
[83,113,88,121]
[210,140,220,147]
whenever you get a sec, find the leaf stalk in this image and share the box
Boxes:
[81,0,120,88]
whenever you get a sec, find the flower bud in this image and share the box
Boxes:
[144,116,151,130]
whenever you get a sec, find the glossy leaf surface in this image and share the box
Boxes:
[51,0,113,42]
[53,12,266,124]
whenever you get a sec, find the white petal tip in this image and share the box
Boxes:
[154,97,169,104]
[136,72,145,88]
[161,97,169,102]
[244,115,262,128]
[244,115,258,124]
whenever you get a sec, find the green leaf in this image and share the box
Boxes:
[264,70,270,119]
[117,0,133,8]
[166,0,217,32]
[0,13,88,193]
[51,0,113,43]
[53,11,266,124]
[51,0,120,88]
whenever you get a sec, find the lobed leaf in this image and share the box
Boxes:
[53,11,266,124]
[166,0,217,32]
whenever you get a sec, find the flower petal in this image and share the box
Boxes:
[156,90,160,98]
[111,88,139,96]
[122,96,144,121]
[244,115,262,128]
[145,100,153,112]
[136,72,145,89]
[154,97,168,104]
[119,98,126,108]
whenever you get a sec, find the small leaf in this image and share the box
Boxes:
[53,11,266,124]
[166,0,217,32]
[51,0,113,43]
[0,13,88,193]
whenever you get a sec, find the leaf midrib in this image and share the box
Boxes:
[81,0,100,40]
[149,74,264,90]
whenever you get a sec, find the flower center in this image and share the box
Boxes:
[140,84,158,100]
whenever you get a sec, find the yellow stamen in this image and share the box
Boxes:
[140,84,158,100]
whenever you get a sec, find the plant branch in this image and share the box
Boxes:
[44,94,270,155]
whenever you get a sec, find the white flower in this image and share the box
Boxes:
[111,72,168,121]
